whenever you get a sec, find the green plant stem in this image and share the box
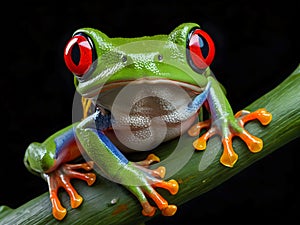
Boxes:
[1,64,299,225]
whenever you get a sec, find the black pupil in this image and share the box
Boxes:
[71,43,80,66]
[198,34,209,58]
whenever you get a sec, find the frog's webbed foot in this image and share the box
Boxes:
[126,154,179,217]
[188,108,272,167]
[44,161,96,220]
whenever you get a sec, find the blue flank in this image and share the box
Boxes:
[94,109,128,164]
[54,128,75,158]
[96,130,129,164]
[53,110,128,164]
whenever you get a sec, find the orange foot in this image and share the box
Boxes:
[44,161,96,220]
[126,154,179,217]
[188,108,272,167]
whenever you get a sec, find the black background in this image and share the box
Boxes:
[2,1,299,224]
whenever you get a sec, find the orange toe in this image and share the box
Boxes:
[237,130,263,153]
[141,202,156,217]
[220,137,238,167]
[256,108,272,125]
[162,205,177,216]
[51,195,67,220]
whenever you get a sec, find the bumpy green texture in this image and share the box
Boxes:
[74,23,208,98]
[1,64,299,225]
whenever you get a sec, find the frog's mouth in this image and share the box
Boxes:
[80,77,205,99]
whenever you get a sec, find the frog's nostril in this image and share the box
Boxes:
[121,55,127,63]
[157,54,163,62]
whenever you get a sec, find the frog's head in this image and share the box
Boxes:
[64,23,215,98]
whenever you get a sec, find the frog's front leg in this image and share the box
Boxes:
[188,76,272,167]
[75,110,179,217]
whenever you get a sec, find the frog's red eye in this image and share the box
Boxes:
[187,28,215,73]
[64,33,96,77]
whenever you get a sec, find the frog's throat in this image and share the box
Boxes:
[81,78,205,98]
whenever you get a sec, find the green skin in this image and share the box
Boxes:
[73,23,226,184]
[24,23,226,175]
[24,22,269,218]
[24,124,79,174]
[73,23,236,176]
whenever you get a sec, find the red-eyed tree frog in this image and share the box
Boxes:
[24,22,272,220]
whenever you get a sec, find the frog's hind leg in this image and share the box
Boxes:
[45,161,96,220]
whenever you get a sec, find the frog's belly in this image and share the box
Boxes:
[99,81,199,152]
